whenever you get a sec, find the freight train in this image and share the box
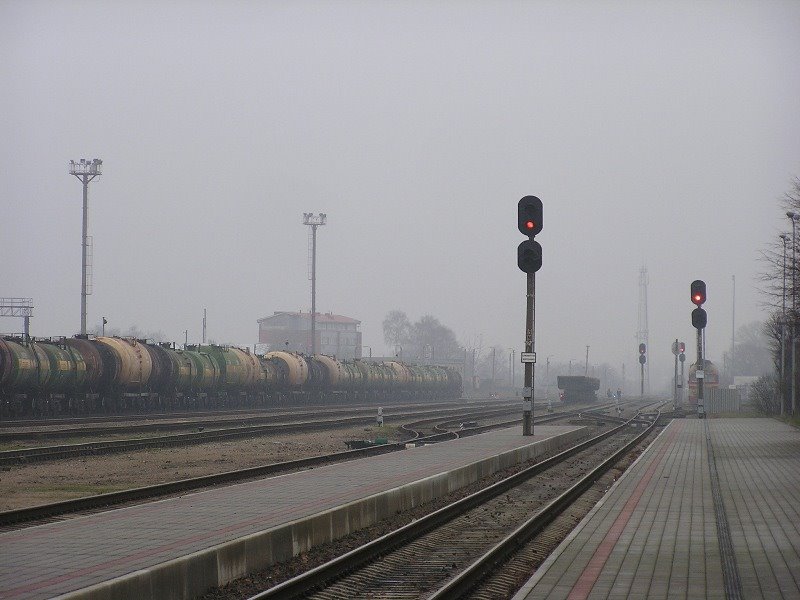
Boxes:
[556,375,600,403]
[0,335,463,418]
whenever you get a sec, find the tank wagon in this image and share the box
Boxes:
[687,359,719,407]
[0,335,462,417]
[557,375,600,403]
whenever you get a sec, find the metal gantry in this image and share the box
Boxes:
[69,158,103,335]
[0,298,33,339]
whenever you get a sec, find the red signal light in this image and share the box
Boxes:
[526,220,535,230]
[690,280,706,307]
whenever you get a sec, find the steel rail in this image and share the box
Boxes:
[0,401,520,441]
[0,405,521,465]
[0,403,639,527]
[246,412,649,600]
[0,407,560,527]
[428,411,660,599]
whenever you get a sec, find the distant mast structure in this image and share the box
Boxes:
[69,158,103,335]
[637,266,650,393]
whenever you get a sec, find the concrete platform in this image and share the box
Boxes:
[0,424,583,600]
[513,418,800,599]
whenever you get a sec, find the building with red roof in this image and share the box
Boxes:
[257,311,362,358]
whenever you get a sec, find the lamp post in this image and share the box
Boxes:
[545,355,553,412]
[69,158,102,335]
[302,212,327,355]
[781,233,789,417]
[788,212,799,416]
[508,348,514,388]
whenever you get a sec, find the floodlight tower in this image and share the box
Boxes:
[302,212,327,354]
[69,158,103,335]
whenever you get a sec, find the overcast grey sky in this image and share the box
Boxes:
[2,0,798,390]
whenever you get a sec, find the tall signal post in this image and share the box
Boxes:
[303,212,327,355]
[637,266,650,393]
[69,158,102,335]
[517,196,543,436]
[691,280,708,418]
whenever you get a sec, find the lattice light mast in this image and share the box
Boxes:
[302,212,327,354]
[69,158,102,335]
[637,266,650,393]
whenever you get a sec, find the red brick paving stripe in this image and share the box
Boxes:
[566,420,684,600]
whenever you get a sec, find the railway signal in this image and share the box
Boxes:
[638,343,646,396]
[691,279,706,306]
[690,280,707,418]
[518,195,543,237]
[517,195,543,436]
[517,196,543,275]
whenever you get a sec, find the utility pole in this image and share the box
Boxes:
[788,212,799,415]
[731,275,736,383]
[672,339,679,411]
[202,308,207,344]
[69,158,102,335]
[303,213,327,355]
[781,233,789,417]
[584,345,590,376]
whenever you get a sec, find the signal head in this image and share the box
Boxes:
[690,280,706,306]
[518,196,543,237]
[679,341,685,354]
[639,343,646,354]
[517,239,543,274]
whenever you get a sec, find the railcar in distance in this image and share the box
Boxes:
[0,335,463,417]
[557,375,600,403]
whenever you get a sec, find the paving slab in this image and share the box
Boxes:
[513,418,800,600]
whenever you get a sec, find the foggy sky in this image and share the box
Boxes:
[2,0,799,391]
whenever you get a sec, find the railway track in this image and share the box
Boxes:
[0,405,525,464]
[0,396,534,428]
[0,401,520,443]
[0,405,608,529]
[243,410,660,600]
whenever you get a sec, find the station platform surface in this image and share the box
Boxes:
[0,423,583,600]
[513,418,800,599]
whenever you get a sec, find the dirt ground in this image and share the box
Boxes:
[0,424,388,511]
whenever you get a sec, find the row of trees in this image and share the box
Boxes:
[382,310,462,361]
[757,177,800,416]
[381,311,629,394]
